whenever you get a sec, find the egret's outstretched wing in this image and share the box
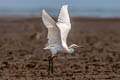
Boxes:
[42,10,61,48]
[56,5,71,50]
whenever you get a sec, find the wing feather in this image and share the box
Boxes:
[56,5,71,50]
[42,9,61,47]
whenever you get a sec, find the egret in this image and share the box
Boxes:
[42,5,83,74]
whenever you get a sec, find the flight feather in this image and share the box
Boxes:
[42,10,61,48]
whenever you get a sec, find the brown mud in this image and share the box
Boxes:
[0,17,120,80]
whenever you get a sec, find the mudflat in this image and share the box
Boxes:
[0,17,120,80]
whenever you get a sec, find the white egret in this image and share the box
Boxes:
[42,5,83,74]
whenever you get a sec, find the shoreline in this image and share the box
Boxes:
[1,16,120,22]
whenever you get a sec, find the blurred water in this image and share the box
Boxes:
[0,0,120,17]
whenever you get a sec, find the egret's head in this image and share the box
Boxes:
[70,44,83,49]
[68,44,83,53]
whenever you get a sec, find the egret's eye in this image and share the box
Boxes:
[73,46,78,48]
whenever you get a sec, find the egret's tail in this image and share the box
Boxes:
[43,46,49,49]
[43,43,50,49]
[43,44,55,49]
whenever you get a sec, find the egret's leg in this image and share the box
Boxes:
[51,57,53,73]
[48,56,56,74]
[48,56,51,75]
[51,56,56,73]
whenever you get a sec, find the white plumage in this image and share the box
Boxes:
[42,5,81,57]
[42,5,82,74]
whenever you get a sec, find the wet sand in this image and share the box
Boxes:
[0,17,120,80]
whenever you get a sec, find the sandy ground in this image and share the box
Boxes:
[0,17,120,80]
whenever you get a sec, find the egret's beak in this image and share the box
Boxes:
[77,45,83,48]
